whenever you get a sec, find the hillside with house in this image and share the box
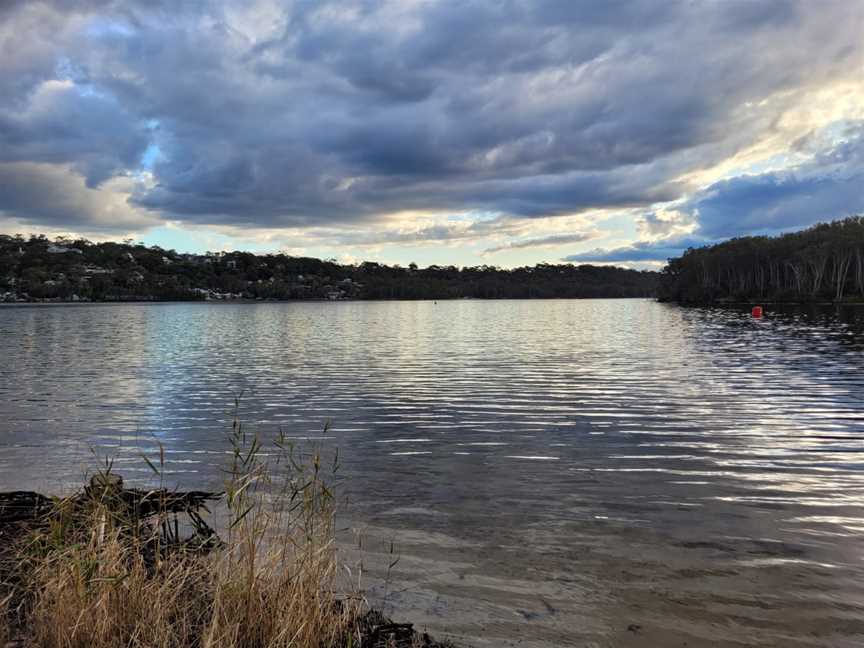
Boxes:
[0,234,658,303]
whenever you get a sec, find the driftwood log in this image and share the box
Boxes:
[0,491,53,525]
[0,475,223,557]
[349,610,455,648]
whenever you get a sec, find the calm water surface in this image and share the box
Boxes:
[2,299,864,647]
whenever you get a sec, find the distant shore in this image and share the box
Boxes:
[0,295,656,305]
[661,299,864,307]
[2,235,658,303]
[6,296,864,307]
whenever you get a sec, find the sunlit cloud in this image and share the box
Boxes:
[483,231,601,255]
[0,162,158,233]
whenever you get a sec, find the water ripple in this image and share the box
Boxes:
[2,300,864,646]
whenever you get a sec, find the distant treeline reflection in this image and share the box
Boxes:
[659,216,864,304]
[0,234,658,302]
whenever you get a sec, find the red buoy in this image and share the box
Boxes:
[752,305,763,318]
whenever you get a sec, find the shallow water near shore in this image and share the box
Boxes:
[2,299,864,646]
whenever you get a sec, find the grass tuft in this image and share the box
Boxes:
[0,408,454,648]
[0,410,399,648]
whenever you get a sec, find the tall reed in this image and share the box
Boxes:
[2,410,364,648]
[0,591,10,646]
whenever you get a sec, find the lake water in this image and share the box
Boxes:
[2,299,864,647]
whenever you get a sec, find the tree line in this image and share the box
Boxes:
[658,216,864,303]
[0,234,658,302]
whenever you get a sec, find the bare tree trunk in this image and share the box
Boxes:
[833,252,852,301]
[807,257,827,296]
[855,249,864,297]
[786,262,804,296]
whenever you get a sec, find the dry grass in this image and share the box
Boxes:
[0,414,373,648]
[0,590,10,646]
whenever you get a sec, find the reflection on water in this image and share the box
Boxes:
[2,299,864,646]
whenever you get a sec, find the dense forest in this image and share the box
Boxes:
[0,234,658,302]
[658,216,864,303]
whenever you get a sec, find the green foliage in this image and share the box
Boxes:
[0,234,658,302]
[658,216,864,303]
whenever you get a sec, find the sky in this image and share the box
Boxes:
[1,1,863,269]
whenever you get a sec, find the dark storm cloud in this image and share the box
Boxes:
[0,0,862,234]
[686,126,864,239]
[0,163,100,227]
[0,84,149,187]
[0,162,154,231]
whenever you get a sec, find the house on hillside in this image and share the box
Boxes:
[47,245,82,255]
[82,265,113,275]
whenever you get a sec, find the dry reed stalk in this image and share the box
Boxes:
[5,409,364,648]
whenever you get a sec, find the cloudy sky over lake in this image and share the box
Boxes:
[1,0,862,267]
